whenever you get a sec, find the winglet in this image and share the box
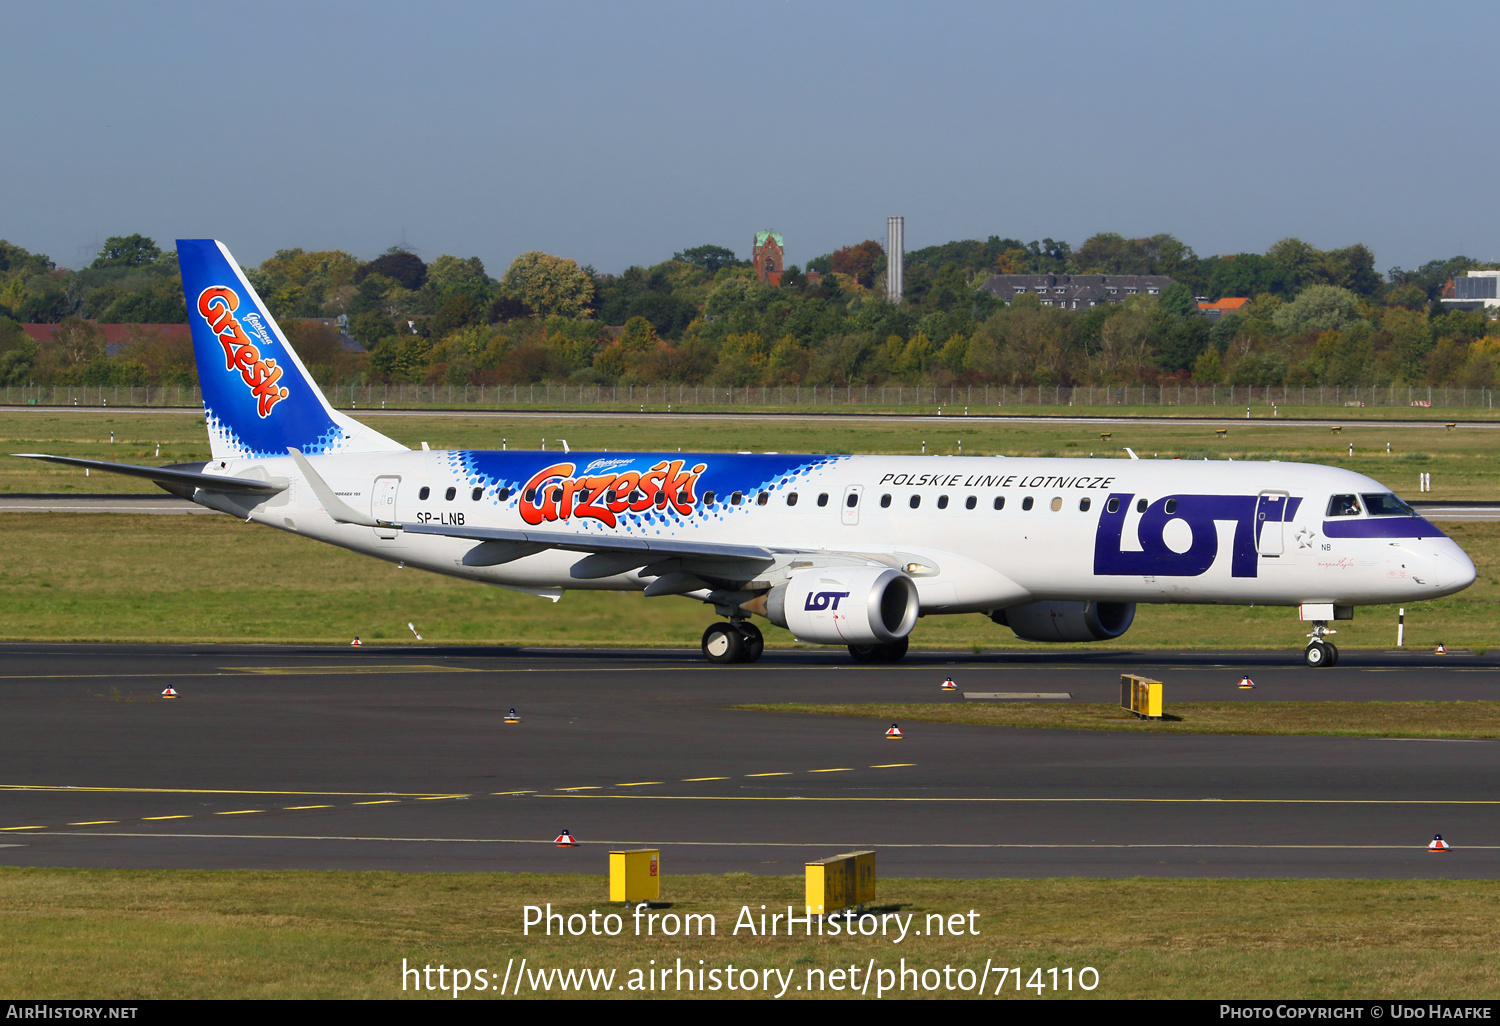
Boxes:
[286,447,385,528]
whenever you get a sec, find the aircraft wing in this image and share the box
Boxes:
[12,454,288,495]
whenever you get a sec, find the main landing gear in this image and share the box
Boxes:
[848,637,909,664]
[1304,622,1339,668]
[701,620,764,664]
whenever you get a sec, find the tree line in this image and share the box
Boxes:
[0,230,1496,392]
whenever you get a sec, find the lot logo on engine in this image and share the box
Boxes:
[804,591,850,611]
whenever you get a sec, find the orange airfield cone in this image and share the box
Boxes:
[885,723,903,740]
[1428,834,1451,853]
[160,687,178,699]
[940,677,957,692]
[555,829,578,848]
[1237,676,1255,690]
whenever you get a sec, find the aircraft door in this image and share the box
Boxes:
[1256,491,1288,557]
[841,484,864,526]
[371,476,401,540]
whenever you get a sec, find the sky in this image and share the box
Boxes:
[2,1,1495,277]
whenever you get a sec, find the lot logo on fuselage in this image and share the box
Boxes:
[518,460,708,528]
[804,591,849,611]
[196,286,290,417]
[1093,492,1301,578]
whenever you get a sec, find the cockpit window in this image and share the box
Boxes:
[1326,494,1362,517]
[1362,493,1416,517]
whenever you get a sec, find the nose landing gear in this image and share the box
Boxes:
[1304,622,1339,667]
[701,620,764,664]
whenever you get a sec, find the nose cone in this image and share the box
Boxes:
[1432,542,1477,594]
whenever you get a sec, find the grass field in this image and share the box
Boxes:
[0,408,1495,498]
[1,512,1498,649]
[0,869,1494,999]
[733,702,1500,738]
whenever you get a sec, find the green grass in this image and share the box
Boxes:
[732,701,1500,738]
[0,869,1495,999]
[1,513,1498,649]
[1,409,1498,498]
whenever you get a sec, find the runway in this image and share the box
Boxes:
[1,403,1495,430]
[0,643,1496,879]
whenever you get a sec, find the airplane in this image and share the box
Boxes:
[15,240,1478,667]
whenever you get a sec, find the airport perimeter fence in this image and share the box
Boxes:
[2,382,1497,411]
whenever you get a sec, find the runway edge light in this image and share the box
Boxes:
[1238,675,1255,690]
[885,723,903,740]
[1429,834,1451,852]
[609,849,660,903]
[555,829,578,848]
[940,677,957,692]
[350,637,362,646]
[504,708,521,724]
[160,686,178,699]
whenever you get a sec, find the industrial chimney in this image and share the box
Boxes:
[886,216,904,303]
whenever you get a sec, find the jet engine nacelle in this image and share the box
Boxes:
[992,600,1136,642]
[766,566,920,645]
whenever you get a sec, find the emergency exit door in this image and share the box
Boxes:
[371,476,400,540]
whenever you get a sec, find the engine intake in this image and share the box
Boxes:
[765,567,920,645]
[992,600,1136,642]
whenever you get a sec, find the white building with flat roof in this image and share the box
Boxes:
[1441,270,1500,310]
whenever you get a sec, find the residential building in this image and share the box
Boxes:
[978,273,1175,310]
[1197,297,1249,321]
[1440,270,1500,310]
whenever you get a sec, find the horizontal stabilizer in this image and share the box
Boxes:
[11,454,287,495]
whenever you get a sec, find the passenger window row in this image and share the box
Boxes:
[411,486,1098,515]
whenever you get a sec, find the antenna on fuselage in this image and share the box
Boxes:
[557,439,570,453]
[1123,448,1140,460]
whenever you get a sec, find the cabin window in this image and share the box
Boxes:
[937,495,949,509]
[522,488,534,502]
[655,491,668,508]
[786,492,799,507]
[730,491,743,505]
[702,491,715,505]
[880,494,892,508]
[419,486,431,501]
[498,487,510,501]
[909,495,921,509]
[1050,497,1063,511]
[1022,496,1034,510]
[965,496,977,509]
[471,487,482,501]
[846,492,859,508]
[1164,498,1177,514]
[1327,494,1362,517]
[445,487,457,501]
[1079,497,1091,512]
[1106,497,1119,513]
[993,496,1005,510]
[550,488,563,503]
[817,493,829,507]
[756,491,769,506]
[1136,498,1148,513]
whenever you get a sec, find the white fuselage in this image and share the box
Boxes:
[192,450,1476,616]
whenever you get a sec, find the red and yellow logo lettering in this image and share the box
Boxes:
[518,460,708,528]
[196,286,290,418]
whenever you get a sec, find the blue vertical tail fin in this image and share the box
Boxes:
[177,239,406,459]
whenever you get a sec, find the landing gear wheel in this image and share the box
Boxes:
[848,637,910,664]
[702,623,744,664]
[735,622,764,663]
[1324,642,1339,667]
[1304,641,1329,668]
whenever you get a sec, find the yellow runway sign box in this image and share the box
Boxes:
[805,850,876,915]
[1121,674,1164,719]
[609,848,660,903]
